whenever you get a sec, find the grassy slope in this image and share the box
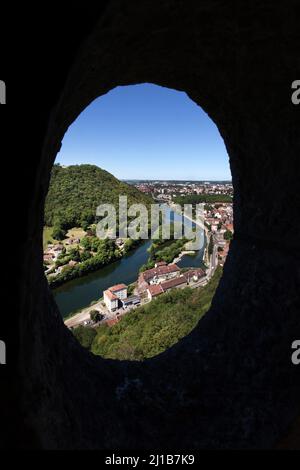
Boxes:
[89,267,222,360]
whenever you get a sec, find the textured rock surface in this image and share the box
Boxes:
[4,0,300,449]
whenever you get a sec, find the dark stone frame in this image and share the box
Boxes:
[8,0,300,449]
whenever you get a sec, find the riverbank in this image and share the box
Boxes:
[168,202,209,266]
[54,238,152,318]
[63,240,205,325]
[55,205,206,319]
[48,237,144,289]
[64,299,105,328]
[173,250,196,264]
[203,226,210,266]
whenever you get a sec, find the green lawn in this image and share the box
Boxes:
[66,227,86,239]
[43,226,87,250]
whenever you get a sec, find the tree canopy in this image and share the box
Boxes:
[173,194,232,206]
[77,267,222,360]
[44,164,153,229]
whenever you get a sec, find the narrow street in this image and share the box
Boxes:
[64,299,109,328]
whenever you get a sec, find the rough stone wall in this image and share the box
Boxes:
[6,0,300,448]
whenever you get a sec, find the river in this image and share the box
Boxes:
[54,205,206,318]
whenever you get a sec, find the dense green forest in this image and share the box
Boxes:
[173,194,232,206]
[73,267,222,360]
[44,164,153,230]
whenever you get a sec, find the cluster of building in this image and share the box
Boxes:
[133,183,154,194]
[137,261,205,301]
[103,261,206,314]
[204,203,234,265]
[44,244,79,270]
[103,284,141,313]
[43,244,64,264]
[43,236,84,277]
[204,203,233,231]
[43,235,83,264]
[131,181,233,202]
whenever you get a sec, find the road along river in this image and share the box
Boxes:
[54,205,206,318]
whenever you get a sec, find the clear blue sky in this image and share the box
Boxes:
[56,83,231,180]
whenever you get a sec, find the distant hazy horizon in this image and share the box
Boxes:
[123,179,232,183]
[56,164,231,183]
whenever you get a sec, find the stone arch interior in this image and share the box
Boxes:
[17,1,300,450]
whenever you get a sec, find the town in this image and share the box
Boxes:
[61,181,233,330]
[129,180,233,202]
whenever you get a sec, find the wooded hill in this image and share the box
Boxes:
[44,164,153,229]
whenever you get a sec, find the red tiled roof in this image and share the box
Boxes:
[104,289,118,300]
[147,284,163,297]
[142,264,180,281]
[219,243,230,256]
[225,224,234,232]
[183,269,205,281]
[109,283,127,292]
[43,254,54,260]
[106,318,119,327]
[161,276,187,291]
[68,260,78,267]
[155,261,167,267]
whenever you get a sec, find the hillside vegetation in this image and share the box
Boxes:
[44,164,153,229]
[74,267,222,360]
[173,194,232,205]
